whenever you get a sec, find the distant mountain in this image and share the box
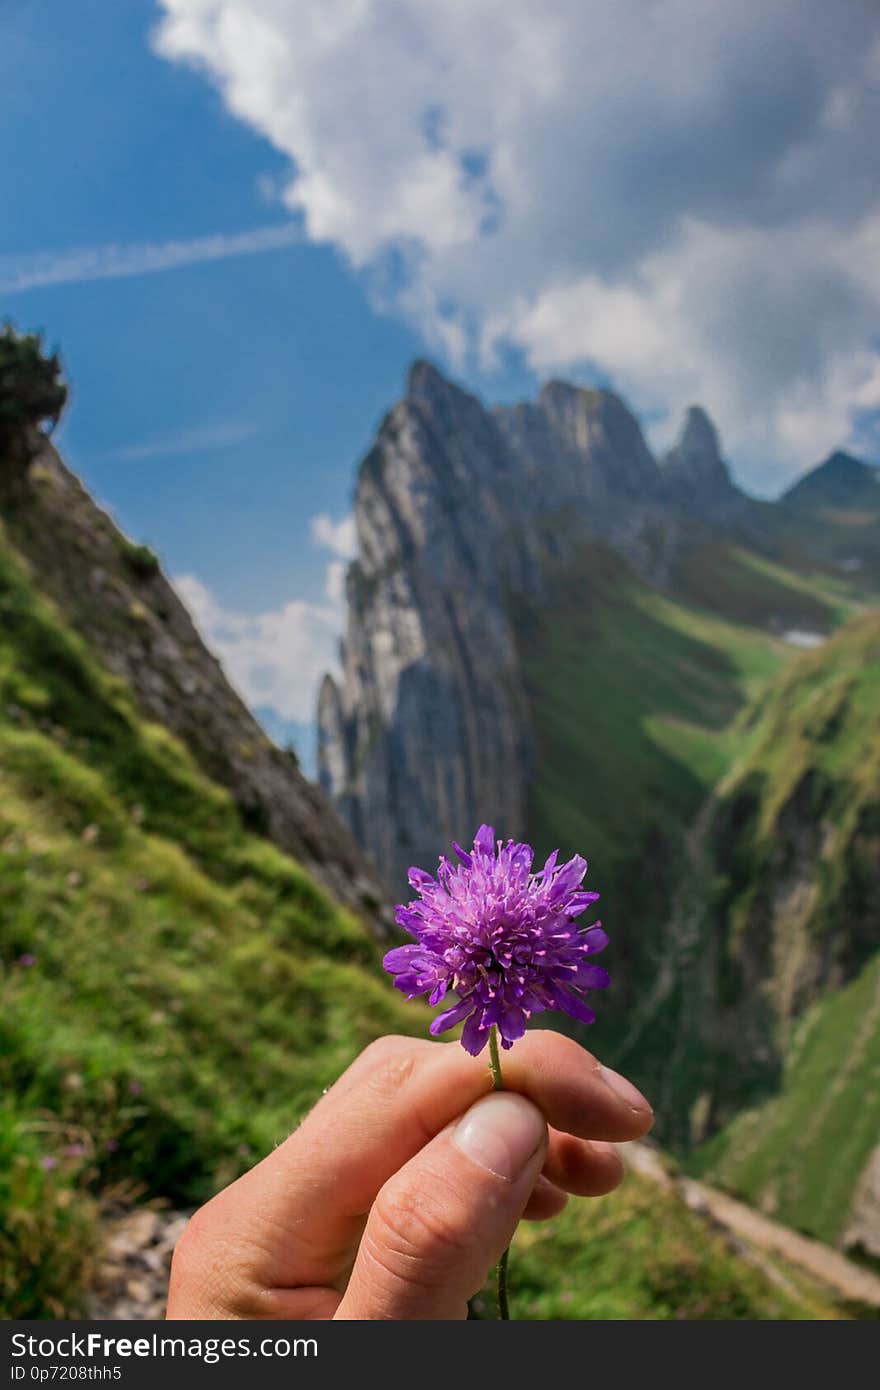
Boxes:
[318,363,876,899]
[318,362,774,897]
[659,405,744,519]
[782,450,880,514]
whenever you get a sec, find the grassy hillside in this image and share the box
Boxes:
[691,954,880,1246]
[508,1165,851,1320]
[518,541,878,1204]
[0,527,422,1316]
[686,613,880,1243]
[515,543,842,1009]
[708,609,880,1025]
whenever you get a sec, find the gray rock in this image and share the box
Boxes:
[844,1145,880,1260]
[659,405,743,520]
[318,363,741,896]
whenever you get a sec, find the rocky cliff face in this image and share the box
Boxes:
[318,361,744,895]
[660,405,744,519]
[0,438,383,918]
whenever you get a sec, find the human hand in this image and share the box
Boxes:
[167,1031,653,1320]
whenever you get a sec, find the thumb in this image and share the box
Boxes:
[336,1091,547,1320]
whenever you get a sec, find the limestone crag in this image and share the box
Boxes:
[660,405,744,520]
[319,362,743,895]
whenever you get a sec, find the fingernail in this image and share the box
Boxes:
[598,1066,652,1114]
[589,1139,619,1157]
[453,1093,546,1180]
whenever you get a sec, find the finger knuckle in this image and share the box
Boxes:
[368,1175,472,1283]
[169,1199,266,1319]
[359,1034,420,1094]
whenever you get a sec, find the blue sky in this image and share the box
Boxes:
[1,0,429,611]
[2,1,879,767]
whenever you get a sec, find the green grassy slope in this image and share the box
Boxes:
[518,540,878,1201]
[515,544,838,1007]
[708,610,880,1015]
[508,1166,850,1320]
[691,954,880,1246]
[687,614,880,1242]
[0,529,423,1316]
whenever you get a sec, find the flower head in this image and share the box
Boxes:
[383,824,609,1057]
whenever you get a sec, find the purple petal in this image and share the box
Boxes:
[549,854,588,898]
[480,997,503,1027]
[408,866,437,893]
[497,1005,527,1044]
[393,905,425,935]
[429,997,475,1036]
[390,972,427,997]
[582,925,609,954]
[461,1011,490,1055]
[578,964,611,990]
[552,988,596,1025]
[473,824,495,857]
[452,841,473,867]
[383,944,424,973]
[567,891,601,916]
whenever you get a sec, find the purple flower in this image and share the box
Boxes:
[383,824,609,1057]
[40,1155,59,1171]
[17,953,36,968]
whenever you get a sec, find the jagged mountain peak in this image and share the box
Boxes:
[406,356,447,394]
[405,357,479,413]
[782,449,880,511]
[537,378,643,433]
[660,402,737,504]
[679,404,721,454]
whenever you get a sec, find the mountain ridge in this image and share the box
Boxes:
[781,449,880,513]
[318,359,874,899]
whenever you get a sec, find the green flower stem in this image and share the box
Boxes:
[488,1025,511,1320]
[488,1024,504,1091]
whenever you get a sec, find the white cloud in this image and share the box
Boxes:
[309,511,357,559]
[173,508,357,725]
[0,222,300,295]
[154,1,880,487]
[175,573,340,722]
[492,211,880,490]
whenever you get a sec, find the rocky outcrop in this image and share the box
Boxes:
[660,406,744,520]
[844,1146,880,1261]
[317,363,534,897]
[0,439,383,918]
[318,362,741,895]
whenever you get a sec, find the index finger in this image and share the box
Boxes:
[199,1030,652,1299]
